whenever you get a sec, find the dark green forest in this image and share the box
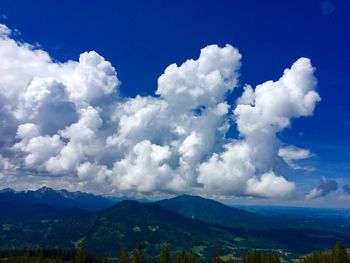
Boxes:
[0,242,348,263]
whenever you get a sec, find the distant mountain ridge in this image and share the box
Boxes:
[0,186,115,211]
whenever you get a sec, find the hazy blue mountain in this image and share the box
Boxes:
[156,194,272,230]
[106,195,152,203]
[0,186,115,211]
[235,205,350,236]
[235,205,350,220]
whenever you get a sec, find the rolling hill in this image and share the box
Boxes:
[157,194,272,230]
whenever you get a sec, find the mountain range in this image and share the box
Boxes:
[0,186,114,211]
[0,187,349,259]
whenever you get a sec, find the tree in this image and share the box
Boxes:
[334,241,350,263]
[191,255,198,263]
[38,250,45,263]
[118,248,129,263]
[23,248,32,263]
[160,247,171,263]
[242,250,280,263]
[213,249,221,263]
[227,256,234,263]
[75,246,88,263]
[175,250,192,263]
[131,245,145,263]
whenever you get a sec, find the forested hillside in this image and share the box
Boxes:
[0,242,348,263]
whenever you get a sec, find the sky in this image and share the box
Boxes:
[0,0,349,207]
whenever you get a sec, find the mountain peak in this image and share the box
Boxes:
[117,199,140,206]
[36,186,55,192]
[164,194,221,205]
[157,194,268,231]
[176,194,200,198]
[0,187,16,193]
[175,194,209,200]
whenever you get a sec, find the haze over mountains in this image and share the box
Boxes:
[1,187,349,259]
[0,186,114,211]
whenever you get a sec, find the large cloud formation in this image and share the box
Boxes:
[0,24,320,198]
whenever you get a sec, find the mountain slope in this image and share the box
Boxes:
[0,200,239,257]
[156,194,272,230]
[80,200,239,256]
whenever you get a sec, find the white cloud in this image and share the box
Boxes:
[111,140,174,194]
[197,142,256,195]
[16,123,40,139]
[62,51,120,105]
[0,24,11,37]
[0,154,16,181]
[17,78,78,134]
[23,135,63,168]
[45,106,103,173]
[0,154,15,171]
[234,58,320,138]
[156,44,241,113]
[0,23,321,198]
[246,171,295,198]
[306,177,338,200]
[198,58,319,198]
[278,146,313,169]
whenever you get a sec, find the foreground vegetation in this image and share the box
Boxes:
[0,242,348,263]
[299,241,350,263]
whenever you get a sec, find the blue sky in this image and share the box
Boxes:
[0,0,349,207]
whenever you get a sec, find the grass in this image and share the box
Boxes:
[192,245,207,256]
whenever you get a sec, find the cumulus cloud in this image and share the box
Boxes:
[0,24,11,37]
[198,58,319,197]
[278,146,313,170]
[0,23,321,198]
[246,171,295,198]
[306,177,338,200]
[0,154,15,172]
[156,44,241,112]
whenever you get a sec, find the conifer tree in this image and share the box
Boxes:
[191,254,198,263]
[334,241,350,263]
[160,246,171,263]
[23,248,31,263]
[131,245,145,263]
[213,249,221,263]
[38,249,45,263]
[118,248,129,263]
[175,250,192,263]
[75,246,88,263]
